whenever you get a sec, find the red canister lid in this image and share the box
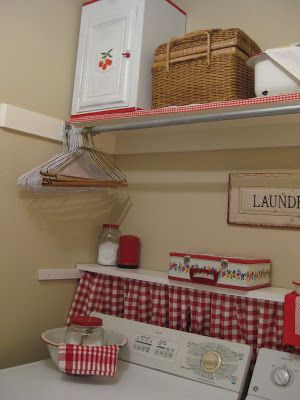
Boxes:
[103,224,119,229]
[70,315,103,327]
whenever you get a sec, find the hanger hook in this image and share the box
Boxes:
[81,126,98,148]
[81,126,97,136]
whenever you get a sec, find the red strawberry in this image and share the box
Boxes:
[106,59,112,66]
[102,64,107,70]
[98,60,103,67]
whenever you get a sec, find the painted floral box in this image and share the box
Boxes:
[169,252,271,290]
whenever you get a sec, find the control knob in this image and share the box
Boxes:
[272,367,290,386]
[201,351,222,373]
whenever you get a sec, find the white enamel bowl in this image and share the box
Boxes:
[41,327,127,368]
[247,53,300,97]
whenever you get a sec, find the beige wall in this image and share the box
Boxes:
[0,0,112,368]
[0,0,82,119]
[116,0,300,288]
[176,0,300,50]
[1,0,300,369]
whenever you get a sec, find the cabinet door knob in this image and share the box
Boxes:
[121,52,131,58]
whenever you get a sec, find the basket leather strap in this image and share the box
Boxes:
[166,30,213,72]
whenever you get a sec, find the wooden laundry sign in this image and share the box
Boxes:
[228,173,300,228]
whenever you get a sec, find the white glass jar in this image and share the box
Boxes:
[97,224,121,266]
[65,316,104,346]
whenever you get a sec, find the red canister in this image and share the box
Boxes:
[117,235,140,269]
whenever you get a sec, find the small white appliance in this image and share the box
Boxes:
[0,313,252,400]
[246,348,300,400]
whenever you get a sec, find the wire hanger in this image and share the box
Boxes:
[18,124,128,191]
[41,127,128,188]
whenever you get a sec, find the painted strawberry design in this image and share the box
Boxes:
[98,49,113,71]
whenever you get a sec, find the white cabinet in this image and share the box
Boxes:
[71,0,186,117]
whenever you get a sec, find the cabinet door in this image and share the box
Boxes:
[73,2,138,113]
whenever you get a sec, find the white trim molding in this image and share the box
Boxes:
[38,264,290,302]
[38,268,81,281]
[0,103,64,142]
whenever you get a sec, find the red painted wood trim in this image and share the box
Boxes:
[168,275,271,291]
[82,0,100,7]
[283,291,300,346]
[82,0,186,15]
[169,252,271,264]
[216,283,271,291]
[70,107,143,122]
[164,0,187,16]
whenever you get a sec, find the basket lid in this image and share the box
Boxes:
[154,28,261,61]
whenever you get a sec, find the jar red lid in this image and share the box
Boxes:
[70,315,103,327]
[103,224,119,229]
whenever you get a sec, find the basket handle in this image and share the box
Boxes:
[189,267,219,286]
[166,29,214,72]
[181,28,221,39]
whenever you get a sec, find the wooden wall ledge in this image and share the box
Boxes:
[0,103,64,142]
[38,265,290,303]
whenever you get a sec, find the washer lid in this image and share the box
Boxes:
[0,359,240,400]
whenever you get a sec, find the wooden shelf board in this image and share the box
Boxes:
[0,103,63,142]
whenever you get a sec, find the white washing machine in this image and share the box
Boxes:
[246,348,300,400]
[0,313,252,400]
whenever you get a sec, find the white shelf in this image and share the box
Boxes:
[71,94,300,154]
[38,268,81,281]
[77,264,290,303]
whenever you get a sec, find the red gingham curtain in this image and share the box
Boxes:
[68,272,284,358]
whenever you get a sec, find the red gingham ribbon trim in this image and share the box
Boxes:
[69,93,300,123]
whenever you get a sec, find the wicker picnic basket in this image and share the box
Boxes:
[152,28,261,108]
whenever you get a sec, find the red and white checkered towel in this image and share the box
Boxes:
[283,291,300,347]
[58,344,120,376]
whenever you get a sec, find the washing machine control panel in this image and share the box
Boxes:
[92,312,252,395]
[247,348,300,400]
[184,341,244,384]
[132,334,179,361]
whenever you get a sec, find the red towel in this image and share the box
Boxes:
[283,291,300,347]
[58,344,120,376]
